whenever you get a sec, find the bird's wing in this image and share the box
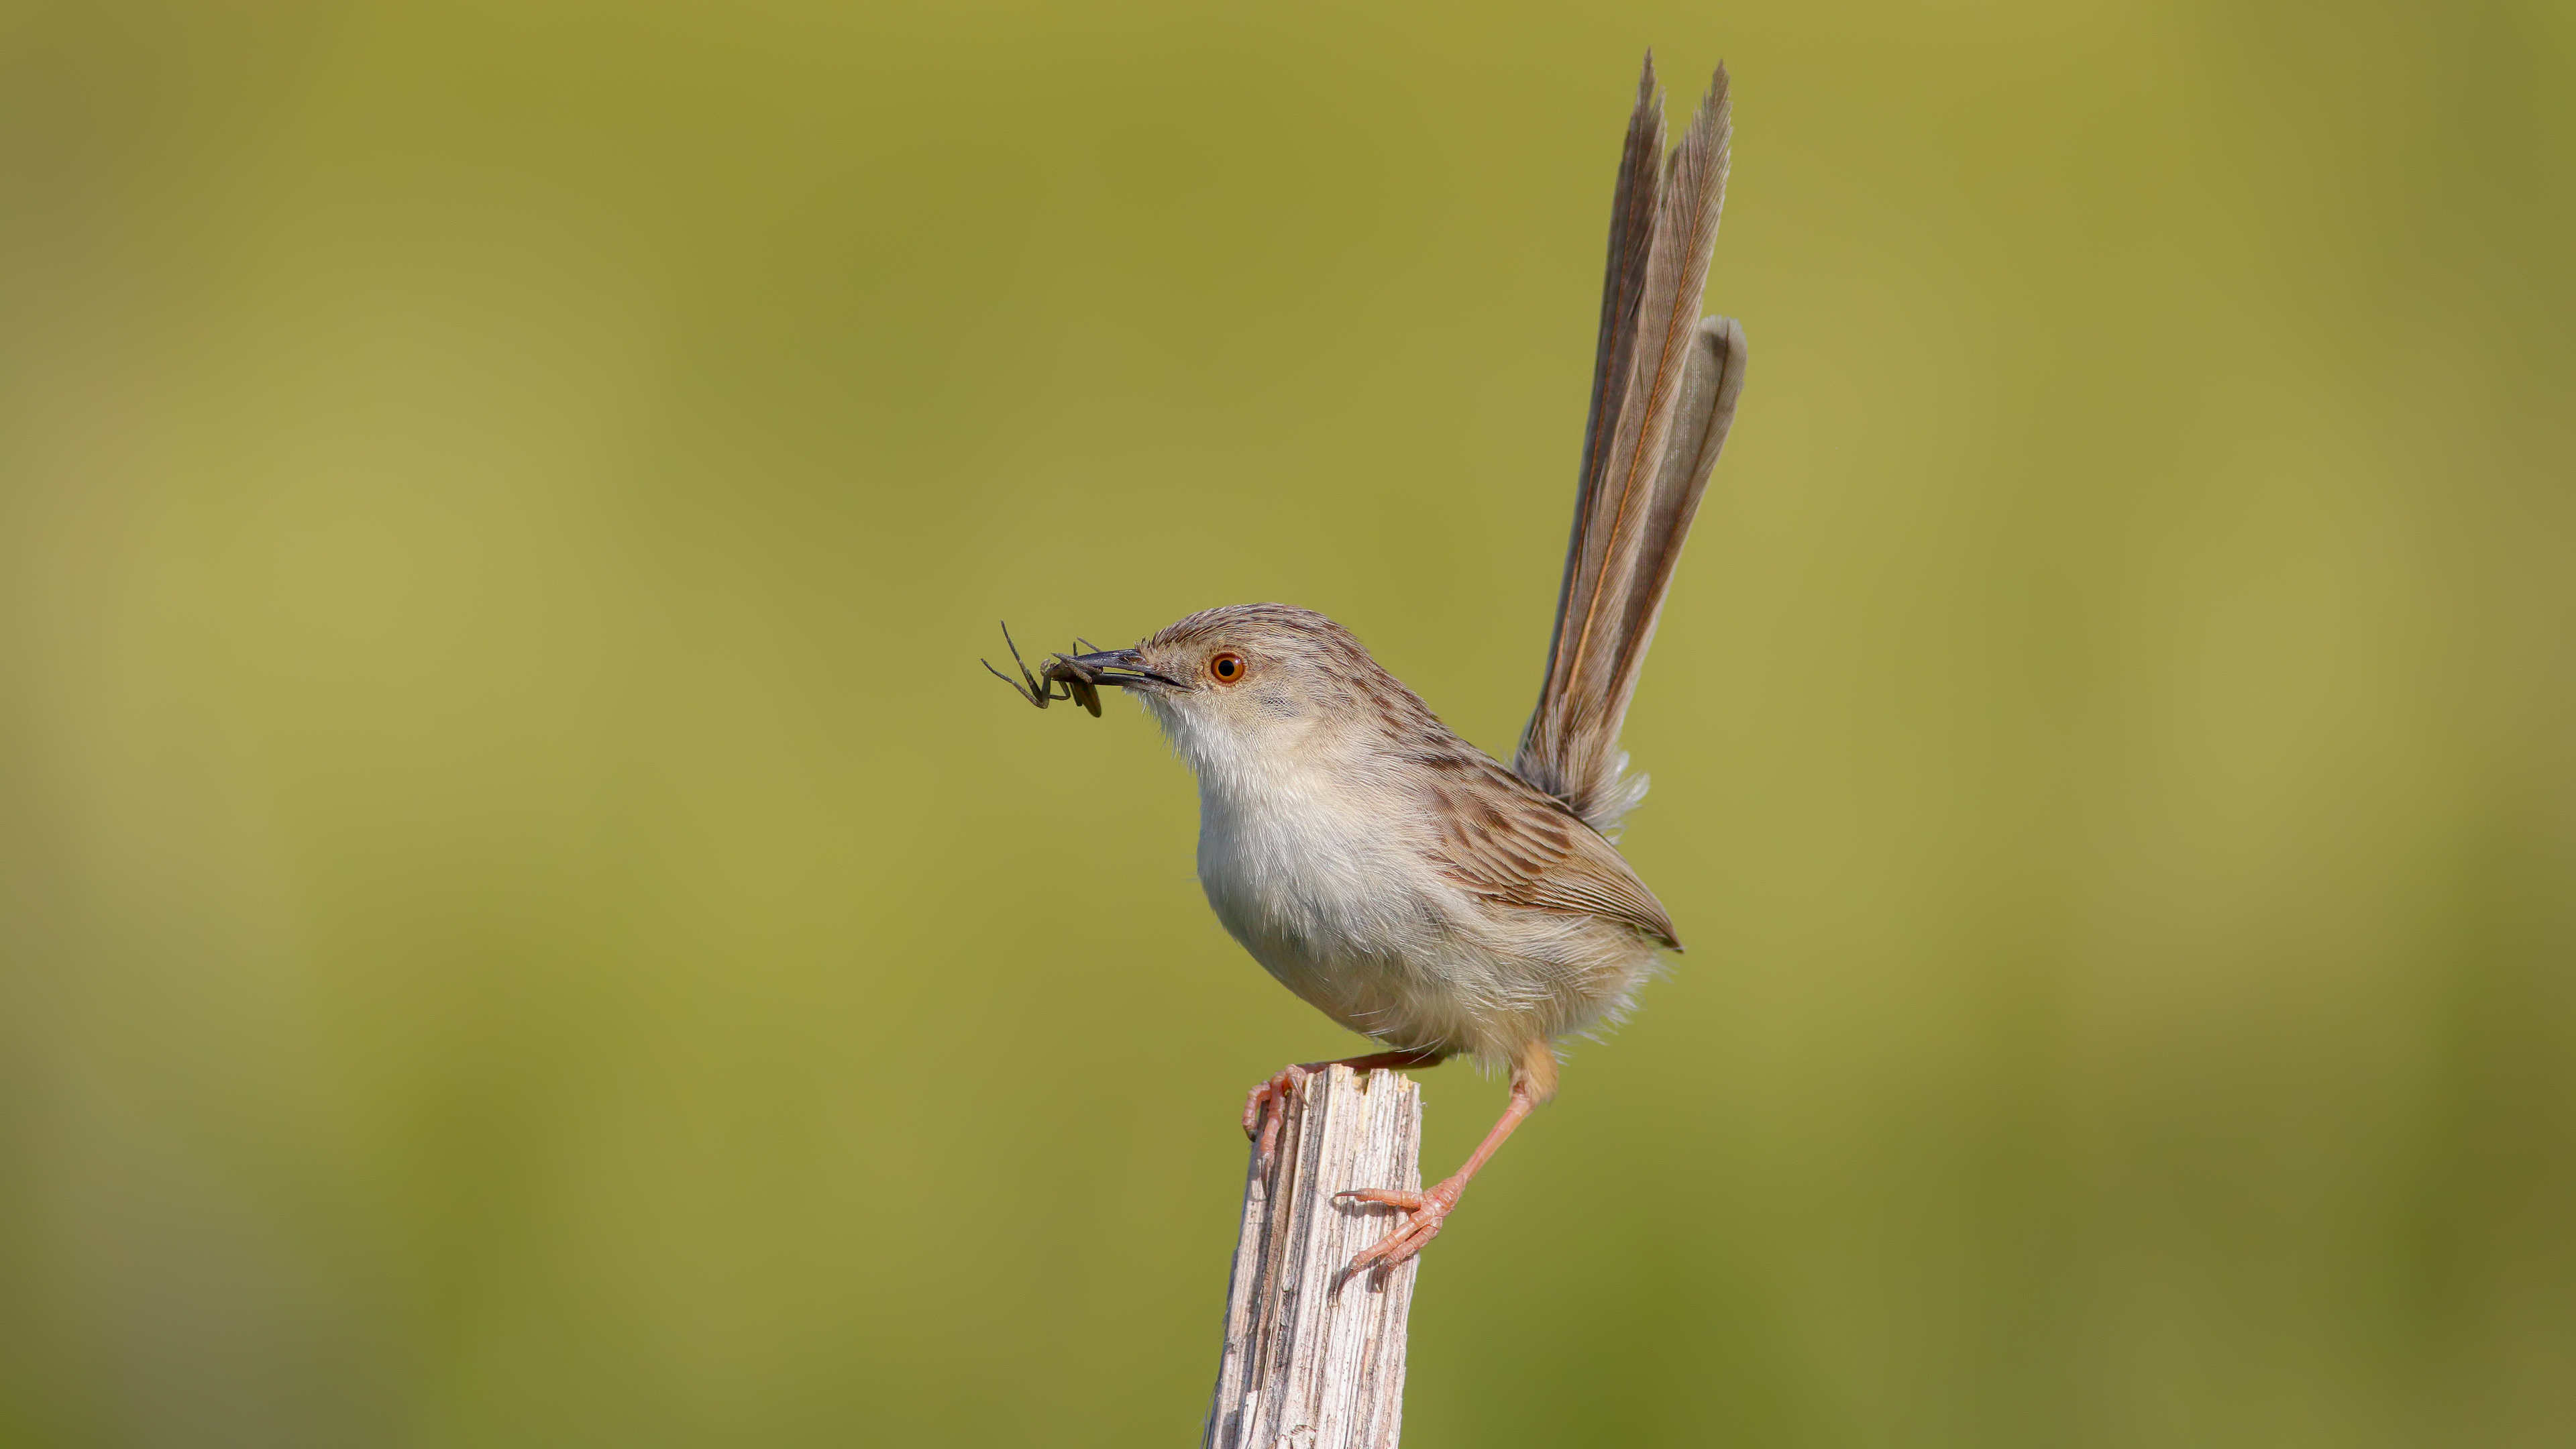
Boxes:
[1417,754,1681,949]
[1516,55,1746,835]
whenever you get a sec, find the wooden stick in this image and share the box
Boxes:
[1203,1065,1424,1449]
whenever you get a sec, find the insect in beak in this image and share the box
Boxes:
[982,623,1181,716]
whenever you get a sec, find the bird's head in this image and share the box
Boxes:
[1031,603,1440,779]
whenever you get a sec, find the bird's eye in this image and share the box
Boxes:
[1209,651,1246,684]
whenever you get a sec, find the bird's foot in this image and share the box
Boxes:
[1335,1176,1466,1273]
[1242,1063,1313,1176]
[1243,1049,1450,1179]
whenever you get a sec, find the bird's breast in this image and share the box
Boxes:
[1191,764,1436,979]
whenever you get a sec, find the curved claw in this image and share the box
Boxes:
[1336,1181,1461,1274]
[1242,1064,1313,1177]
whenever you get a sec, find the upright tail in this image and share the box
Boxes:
[1515,54,1746,835]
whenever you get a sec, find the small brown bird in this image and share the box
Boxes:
[991,55,1743,1271]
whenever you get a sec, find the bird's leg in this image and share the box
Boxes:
[1244,1047,1450,1175]
[1336,1042,1557,1273]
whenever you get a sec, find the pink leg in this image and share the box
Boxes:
[1244,1048,1450,1174]
[1334,1044,1555,1272]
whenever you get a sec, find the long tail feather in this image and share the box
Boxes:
[1517,58,1743,833]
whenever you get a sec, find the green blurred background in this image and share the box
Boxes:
[3,0,2571,1444]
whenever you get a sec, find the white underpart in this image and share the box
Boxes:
[1138,689,1645,1063]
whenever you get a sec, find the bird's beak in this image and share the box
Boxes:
[1049,647,1183,692]
[984,625,1181,718]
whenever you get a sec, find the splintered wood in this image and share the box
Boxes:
[1203,1065,1424,1449]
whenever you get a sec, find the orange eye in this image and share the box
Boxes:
[1209,651,1246,684]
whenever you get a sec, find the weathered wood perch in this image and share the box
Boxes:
[1203,1065,1424,1449]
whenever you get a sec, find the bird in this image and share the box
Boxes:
[988,54,1744,1273]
